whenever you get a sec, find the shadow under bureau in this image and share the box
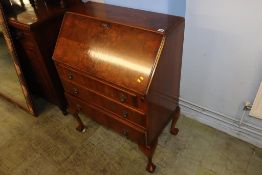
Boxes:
[53,2,185,173]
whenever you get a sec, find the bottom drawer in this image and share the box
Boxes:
[66,93,146,145]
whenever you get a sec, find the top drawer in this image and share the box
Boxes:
[56,64,146,111]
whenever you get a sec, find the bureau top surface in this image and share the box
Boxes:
[6,0,65,29]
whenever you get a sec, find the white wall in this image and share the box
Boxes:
[181,0,262,147]
[102,0,185,16]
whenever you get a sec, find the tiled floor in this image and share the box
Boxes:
[0,98,261,175]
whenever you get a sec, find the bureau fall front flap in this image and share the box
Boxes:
[53,12,165,95]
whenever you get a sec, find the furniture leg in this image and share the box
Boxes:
[73,112,86,133]
[62,109,68,116]
[59,105,68,116]
[139,140,158,173]
[170,106,180,135]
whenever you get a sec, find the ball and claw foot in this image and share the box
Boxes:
[146,162,156,173]
[76,125,86,133]
[170,128,179,136]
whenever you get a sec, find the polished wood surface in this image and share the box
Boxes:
[55,62,145,109]
[53,2,184,173]
[54,12,164,95]
[62,80,146,127]
[67,94,146,144]
[4,0,80,114]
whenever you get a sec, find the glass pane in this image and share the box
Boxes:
[0,25,28,109]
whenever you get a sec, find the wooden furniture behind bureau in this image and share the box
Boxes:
[53,2,185,173]
[4,0,80,115]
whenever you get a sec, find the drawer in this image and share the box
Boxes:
[63,80,146,128]
[56,64,146,110]
[66,93,146,145]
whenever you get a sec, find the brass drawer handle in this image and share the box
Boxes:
[123,130,128,138]
[67,73,73,80]
[122,111,128,118]
[119,93,127,103]
[73,88,79,95]
[101,23,111,29]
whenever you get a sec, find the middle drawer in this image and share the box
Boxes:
[56,64,146,111]
[62,80,146,128]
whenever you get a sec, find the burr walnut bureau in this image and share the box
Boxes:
[53,2,185,173]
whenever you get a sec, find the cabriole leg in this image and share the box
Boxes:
[146,157,156,173]
[170,106,180,135]
[139,140,158,173]
[73,112,86,133]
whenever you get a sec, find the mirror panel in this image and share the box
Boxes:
[0,1,36,115]
[0,30,27,107]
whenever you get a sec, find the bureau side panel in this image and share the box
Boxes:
[147,20,185,145]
